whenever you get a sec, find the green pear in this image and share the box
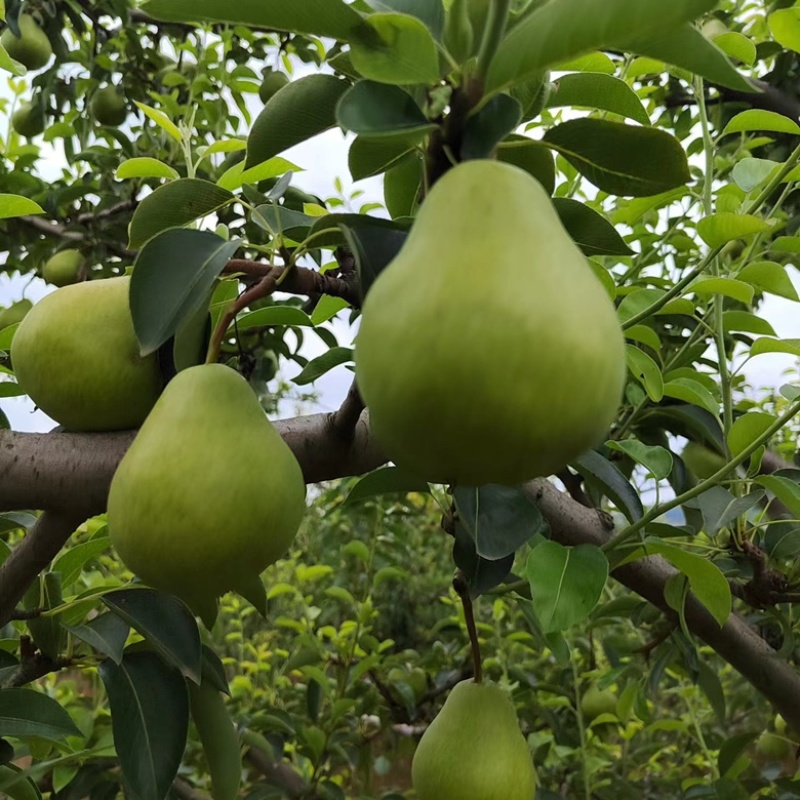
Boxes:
[412,680,536,800]
[756,731,792,760]
[1,14,52,71]
[10,277,162,431]
[11,103,45,138]
[0,299,32,330]
[682,440,727,479]
[90,86,127,126]
[107,363,306,622]
[580,684,617,721]
[259,69,289,103]
[42,249,85,287]
[355,159,626,485]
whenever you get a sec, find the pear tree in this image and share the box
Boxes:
[3,1,800,798]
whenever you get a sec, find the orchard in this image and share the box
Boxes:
[3,1,800,798]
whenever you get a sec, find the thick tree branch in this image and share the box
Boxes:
[2,420,800,726]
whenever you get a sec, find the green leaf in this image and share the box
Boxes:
[349,13,440,85]
[543,119,690,197]
[53,536,111,588]
[738,261,799,301]
[461,94,522,160]
[348,136,417,180]
[572,449,644,523]
[452,519,515,598]
[383,154,422,218]
[131,229,239,355]
[293,346,354,385]
[0,194,43,219]
[644,541,731,626]
[547,72,650,125]
[727,412,776,459]
[606,440,673,480]
[722,310,776,337]
[713,31,757,66]
[626,346,664,401]
[253,205,315,238]
[731,158,777,192]
[218,156,299,192]
[486,0,718,91]
[769,8,800,55]
[343,466,430,505]
[128,179,234,250]
[696,212,772,249]
[65,613,130,664]
[454,485,545,561]
[663,378,719,417]
[750,338,800,359]
[690,277,754,306]
[722,109,800,137]
[0,689,81,742]
[526,541,608,633]
[103,588,202,684]
[116,157,179,181]
[375,0,444,39]
[246,75,349,170]
[235,306,314,331]
[145,0,363,39]
[336,80,435,139]
[755,474,800,520]
[99,651,189,800]
[133,102,182,143]
[496,136,555,195]
[552,198,633,257]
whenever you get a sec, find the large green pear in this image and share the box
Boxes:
[10,277,162,431]
[107,363,306,621]
[355,159,626,486]
[412,680,536,800]
[0,299,32,330]
[42,249,85,287]
[1,14,52,71]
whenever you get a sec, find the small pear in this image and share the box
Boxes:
[10,277,162,431]
[11,103,45,138]
[756,731,792,760]
[355,159,626,485]
[107,364,306,621]
[90,85,127,126]
[580,684,617,721]
[412,679,536,800]
[259,69,289,103]
[1,14,52,71]
[0,299,32,330]
[42,249,85,287]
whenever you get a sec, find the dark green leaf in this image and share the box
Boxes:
[293,347,354,385]
[370,0,445,39]
[145,0,363,39]
[348,136,416,180]
[453,484,545,561]
[547,72,650,124]
[65,613,130,664]
[52,536,110,588]
[0,689,81,742]
[336,81,436,138]
[461,95,523,161]
[496,136,555,194]
[553,198,633,257]
[452,519,516,598]
[131,229,240,356]
[253,205,316,237]
[344,466,430,505]
[99,651,188,800]
[235,306,314,331]
[572,450,644,523]
[526,541,609,633]
[128,179,234,249]
[718,732,759,778]
[543,119,690,197]
[0,512,36,534]
[383,153,422,218]
[246,75,349,169]
[103,588,202,684]
[200,645,230,695]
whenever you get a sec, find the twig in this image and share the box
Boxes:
[328,380,364,440]
[1,653,73,688]
[556,469,593,508]
[6,608,43,621]
[245,746,308,799]
[453,571,481,684]
[172,778,211,800]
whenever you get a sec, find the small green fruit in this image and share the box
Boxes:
[0,299,32,330]
[775,714,788,735]
[42,249,85,287]
[90,86,127,126]
[10,277,162,431]
[1,14,52,71]
[355,159,626,485]
[580,684,617,721]
[756,731,791,760]
[11,103,45,138]
[412,680,537,800]
[682,441,727,479]
[259,69,289,103]
[107,364,306,622]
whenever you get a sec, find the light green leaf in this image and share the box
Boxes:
[738,261,799,301]
[728,412,776,459]
[731,158,778,192]
[663,378,720,417]
[116,158,179,181]
[713,32,757,66]
[769,8,800,55]
[722,310,776,337]
[133,102,182,142]
[626,345,664,401]
[547,72,650,125]
[755,475,800,520]
[606,439,673,480]
[0,194,44,219]
[690,276,755,305]
[750,338,800,358]
[722,109,800,137]
[696,212,772,248]
[218,156,300,191]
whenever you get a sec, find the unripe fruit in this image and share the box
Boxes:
[11,103,44,138]
[0,300,32,330]
[259,69,289,103]
[42,249,85,287]
[580,684,617,721]
[1,15,52,71]
[756,731,791,760]
[90,86,127,126]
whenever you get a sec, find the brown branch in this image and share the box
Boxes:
[75,199,137,226]
[245,746,308,799]
[172,778,211,800]
[328,379,364,440]
[19,216,84,243]
[1,652,73,688]
[556,469,593,508]
[7,608,43,621]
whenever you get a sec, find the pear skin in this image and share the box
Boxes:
[11,277,161,431]
[355,159,625,485]
[107,364,306,617]
[412,680,536,800]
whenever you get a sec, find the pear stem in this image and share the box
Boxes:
[453,571,482,684]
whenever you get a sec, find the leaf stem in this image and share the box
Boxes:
[475,0,512,81]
